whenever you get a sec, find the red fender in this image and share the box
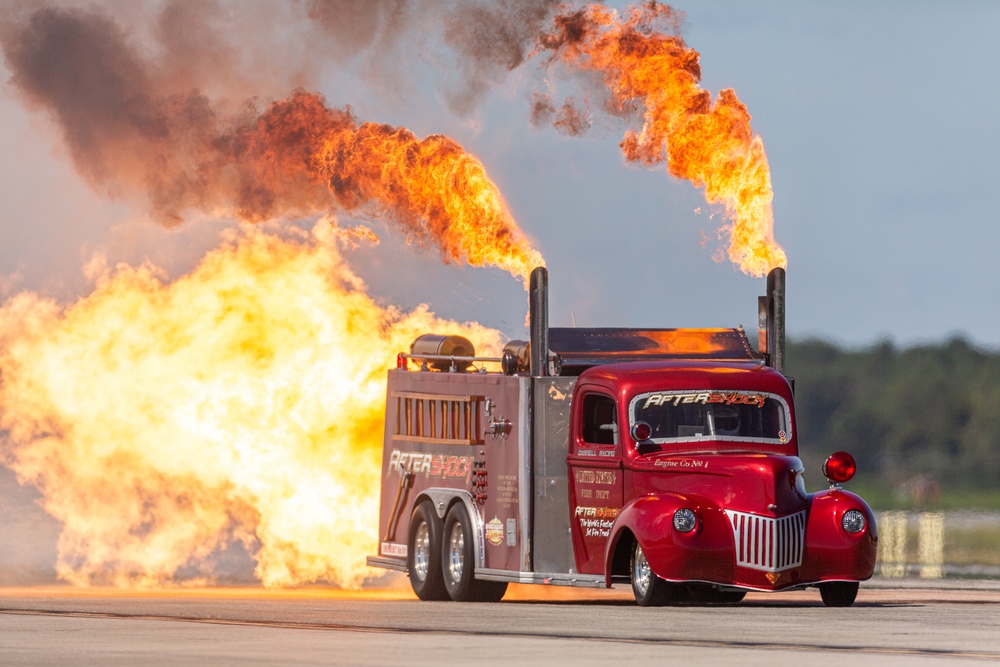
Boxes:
[604,493,735,587]
[800,489,878,582]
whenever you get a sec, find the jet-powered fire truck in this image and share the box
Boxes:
[367,268,877,606]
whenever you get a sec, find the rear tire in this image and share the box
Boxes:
[441,504,508,602]
[631,541,681,606]
[407,502,448,601]
[819,581,859,607]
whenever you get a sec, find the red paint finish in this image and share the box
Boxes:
[566,360,876,590]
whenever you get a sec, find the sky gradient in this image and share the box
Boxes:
[1,0,997,348]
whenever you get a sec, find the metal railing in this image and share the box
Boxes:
[877,510,1000,579]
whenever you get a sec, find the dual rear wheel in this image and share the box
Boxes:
[407,501,508,603]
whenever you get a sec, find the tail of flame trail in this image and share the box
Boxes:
[534,2,787,277]
[0,7,542,284]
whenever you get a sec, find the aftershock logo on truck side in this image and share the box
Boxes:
[387,449,474,482]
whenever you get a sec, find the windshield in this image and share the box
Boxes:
[629,390,791,445]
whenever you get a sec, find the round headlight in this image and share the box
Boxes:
[673,508,697,533]
[842,509,866,534]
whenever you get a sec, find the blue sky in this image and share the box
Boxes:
[1,1,998,348]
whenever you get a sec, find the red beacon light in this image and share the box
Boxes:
[630,421,652,442]
[397,353,408,370]
[823,451,857,487]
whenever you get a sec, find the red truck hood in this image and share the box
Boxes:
[629,452,808,516]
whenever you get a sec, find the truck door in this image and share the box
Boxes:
[567,390,624,575]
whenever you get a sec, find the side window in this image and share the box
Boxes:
[581,393,618,445]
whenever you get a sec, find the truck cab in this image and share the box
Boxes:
[567,359,875,605]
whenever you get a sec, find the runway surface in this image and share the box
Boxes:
[2,581,999,665]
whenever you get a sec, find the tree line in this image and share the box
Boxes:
[786,337,1000,496]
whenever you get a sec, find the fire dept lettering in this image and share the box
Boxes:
[574,469,617,485]
[387,449,473,482]
[642,391,767,409]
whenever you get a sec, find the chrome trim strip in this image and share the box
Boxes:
[366,556,407,572]
[475,568,606,588]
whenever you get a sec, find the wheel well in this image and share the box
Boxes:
[413,492,467,521]
[610,529,636,582]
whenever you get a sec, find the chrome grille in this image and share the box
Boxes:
[724,509,806,573]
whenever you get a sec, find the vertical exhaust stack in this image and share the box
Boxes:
[758,267,786,374]
[529,267,549,377]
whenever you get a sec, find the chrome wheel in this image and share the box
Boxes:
[447,520,465,584]
[441,504,507,602]
[407,502,447,600]
[632,543,653,598]
[630,540,675,606]
[413,521,431,582]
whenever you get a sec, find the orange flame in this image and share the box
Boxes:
[535,2,786,277]
[215,91,543,284]
[0,223,504,587]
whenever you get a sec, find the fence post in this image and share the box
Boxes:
[879,511,908,577]
[918,511,945,579]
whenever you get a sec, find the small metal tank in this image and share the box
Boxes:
[410,334,476,371]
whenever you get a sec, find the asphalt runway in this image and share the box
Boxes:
[2,582,999,665]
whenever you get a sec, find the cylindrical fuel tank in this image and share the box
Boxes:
[410,334,476,371]
[502,340,530,375]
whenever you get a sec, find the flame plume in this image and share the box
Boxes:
[0,3,540,589]
[535,2,786,276]
[0,6,541,283]
[238,91,544,283]
[0,224,504,587]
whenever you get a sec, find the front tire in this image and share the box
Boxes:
[631,540,679,606]
[819,581,859,607]
[441,504,508,602]
[407,501,448,600]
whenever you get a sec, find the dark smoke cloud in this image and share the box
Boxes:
[530,92,591,136]
[1,5,233,221]
[302,0,562,116]
[440,0,560,115]
[306,0,411,62]
[0,0,567,221]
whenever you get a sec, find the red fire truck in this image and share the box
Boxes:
[366,268,877,606]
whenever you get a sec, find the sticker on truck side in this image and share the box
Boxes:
[575,506,620,538]
[381,542,407,557]
[387,449,474,482]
